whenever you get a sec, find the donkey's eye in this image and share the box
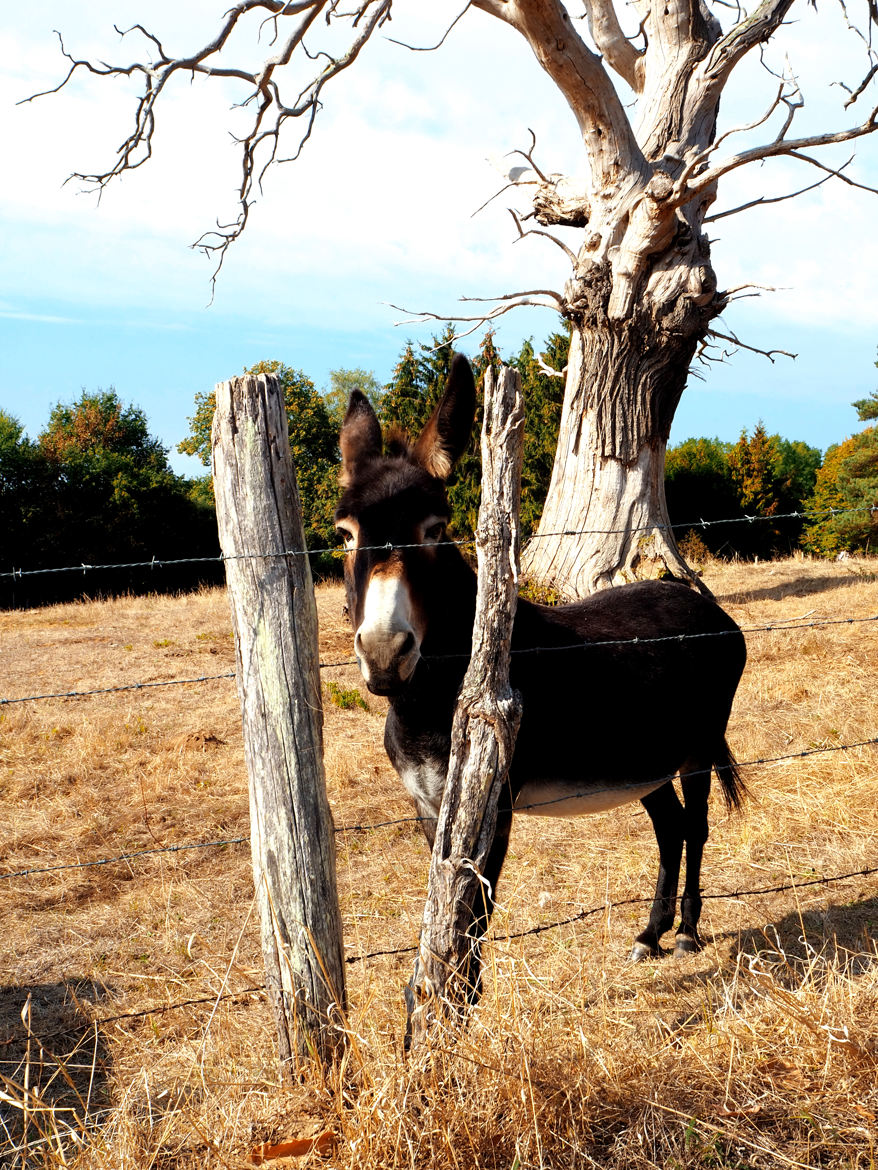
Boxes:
[336,526,355,547]
[423,522,445,544]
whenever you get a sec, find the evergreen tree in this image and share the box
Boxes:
[804,428,878,556]
[379,342,425,437]
[515,329,569,535]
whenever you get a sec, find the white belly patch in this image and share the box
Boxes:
[398,761,446,819]
[514,779,667,817]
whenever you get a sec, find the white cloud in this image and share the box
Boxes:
[2,0,876,342]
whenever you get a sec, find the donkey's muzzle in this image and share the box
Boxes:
[355,628,420,695]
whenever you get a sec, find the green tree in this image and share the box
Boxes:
[0,412,47,574]
[379,342,424,437]
[178,360,340,555]
[2,390,220,605]
[804,427,878,556]
[852,350,878,421]
[515,329,569,535]
[665,437,739,555]
[323,368,383,429]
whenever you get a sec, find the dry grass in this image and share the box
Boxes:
[1,555,877,1168]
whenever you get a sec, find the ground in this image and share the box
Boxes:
[1,555,877,1168]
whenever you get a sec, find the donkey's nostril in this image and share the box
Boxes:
[399,631,415,657]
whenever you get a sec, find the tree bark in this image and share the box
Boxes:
[407,366,525,1048]
[212,373,346,1072]
[523,270,716,596]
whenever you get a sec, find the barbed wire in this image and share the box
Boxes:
[6,862,878,1050]
[3,736,875,882]
[3,612,876,708]
[2,504,875,580]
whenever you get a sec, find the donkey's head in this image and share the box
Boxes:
[334,353,476,695]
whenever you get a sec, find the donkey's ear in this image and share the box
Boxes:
[412,353,476,481]
[340,390,382,486]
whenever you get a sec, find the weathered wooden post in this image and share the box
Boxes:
[408,365,525,1046]
[212,373,346,1071]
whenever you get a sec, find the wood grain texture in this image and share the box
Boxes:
[212,373,345,1070]
[409,366,525,1047]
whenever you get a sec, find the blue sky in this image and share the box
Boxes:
[2,0,877,477]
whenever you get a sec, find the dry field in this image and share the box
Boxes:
[1,555,877,1169]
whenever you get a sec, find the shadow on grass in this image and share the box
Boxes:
[0,979,113,1169]
[716,568,877,606]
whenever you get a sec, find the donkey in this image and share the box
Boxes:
[335,353,747,983]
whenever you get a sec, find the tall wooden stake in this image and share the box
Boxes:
[212,373,346,1071]
[408,365,525,1046]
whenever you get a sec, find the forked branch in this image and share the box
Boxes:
[387,289,566,344]
[23,1,391,293]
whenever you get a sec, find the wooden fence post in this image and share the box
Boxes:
[408,365,525,1046]
[211,373,346,1071]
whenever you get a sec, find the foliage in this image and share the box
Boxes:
[178,360,341,559]
[664,437,740,555]
[323,368,383,430]
[665,426,821,560]
[853,392,878,422]
[515,329,570,535]
[803,426,878,556]
[325,681,369,711]
[852,352,878,422]
[378,325,569,541]
[1,391,220,607]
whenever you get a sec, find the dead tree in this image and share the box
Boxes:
[212,371,346,1070]
[407,365,525,1049]
[32,0,878,594]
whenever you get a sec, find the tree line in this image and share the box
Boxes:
[2,334,876,607]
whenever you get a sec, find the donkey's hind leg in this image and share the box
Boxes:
[674,762,712,958]
[631,782,685,961]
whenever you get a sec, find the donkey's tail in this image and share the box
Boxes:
[715,738,747,811]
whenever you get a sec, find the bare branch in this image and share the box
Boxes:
[581,0,645,91]
[686,104,878,195]
[472,0,646,185]
[701,0,799,90]
[508,128,551,183]
[508,208,578,264]
[25,1,392,286]
[785,150,878,195]
[703,158,853,221]
[386,291,566,344]
[386,2,472,50]
[470,179,537,219]
[679,80,792,188]
[707,327,797,363]
[843,63,878,108]
[536,354,567,378]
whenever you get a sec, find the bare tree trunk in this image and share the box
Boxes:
[407,366,525,1049]
[212,373,346,1072]
[523,257,717,597]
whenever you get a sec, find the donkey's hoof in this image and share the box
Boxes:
[673,934,702,959]
[629,941,660,963]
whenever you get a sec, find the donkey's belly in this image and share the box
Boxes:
[514,778,666,817]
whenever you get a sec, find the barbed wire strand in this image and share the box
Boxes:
[6,863,878,1050]
[2,505,876,580]
[3,612,877,708]
[3,736,875,882]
